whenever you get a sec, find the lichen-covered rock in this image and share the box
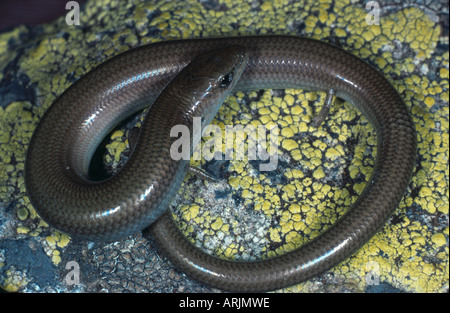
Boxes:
[0,0,448,293]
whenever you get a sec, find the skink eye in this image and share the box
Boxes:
[220,73,233,88]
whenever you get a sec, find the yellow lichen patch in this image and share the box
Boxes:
[42,232,71,265]
[312,167,325,180]
[57,233,71,249]
[210,217,224,231]
[105,135,128,164]
[0,100,45,239]
[282,138,299,151]
[217,244,234,260]
[431,233,447,247]
[180,204,200,221]
[16,208,29,221]
[2,268,31,292]
[16,226,30,234]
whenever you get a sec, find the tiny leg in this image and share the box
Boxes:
[188,166,219,182]
[311,89,336,128]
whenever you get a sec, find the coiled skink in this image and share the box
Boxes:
[25,36,416,292]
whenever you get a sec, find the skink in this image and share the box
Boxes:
[25,36,416,292]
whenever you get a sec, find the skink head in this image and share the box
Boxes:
[186,45,248,91]
[168,46,249,127]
